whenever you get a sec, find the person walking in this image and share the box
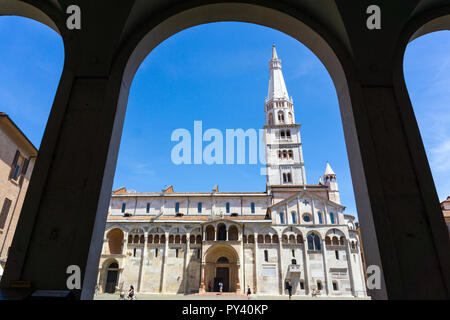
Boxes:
[219,282,223,295]
[127,285,135,300]
[247,285,252,299]
[286,281,293,300]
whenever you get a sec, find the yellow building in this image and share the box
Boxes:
[0,112,37,275]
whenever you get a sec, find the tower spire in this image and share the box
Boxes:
[267,44,290,101]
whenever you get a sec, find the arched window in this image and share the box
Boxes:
[175,235,181,243]
[217,257,229,263]
[280,130,285,139]
[317,281,323,291]
[169,235,174,243]
[196,235,202,244]
[289,235,295,243]
[251,202,255,214]
[279,212,285,224]
[248,235,255,243]
[286,130,291,139]
[287,173,292,182]
[291,211,296,224]
[297,235,303,244]
[217,224,227,241]
[288,150,293,159]
[278,150,282,158]
[329,212,335,224]
[318,212,323,224]
[278,111,285,122]
[264,234,271,243]
[282,150,288,159]
[257,235,264,243]
[107,229,124,254]
[189,235,195,243]
[226,202,230,213]
[307,233,321,251]
[175,202,180,213]
[228,225,238,241]
[206,225,215,241]
[303,214,311,222]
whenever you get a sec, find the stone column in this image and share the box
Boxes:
[226,226,229,241]
[302,239,311,295]
[278,233,285,295]
[199,262,206,293]
[311,199,317,224]
[122,232,128,255]
[345,240,356,297]
[184,232,190,293]
[160,232,169,293]
[137,232,148,292]
[322,239,331,296]
[253,232,259,294]
[240,231,245,294]
[323,202,329,225]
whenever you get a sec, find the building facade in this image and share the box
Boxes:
[0,113,37,275]
[97,46,367,297]
[441,197,450,234]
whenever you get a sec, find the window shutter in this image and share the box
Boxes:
[21,158,30,175]
[9,150,20,179]
[0,198,13,229]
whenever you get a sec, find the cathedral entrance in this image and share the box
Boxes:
[202,244,240,293]
[214,267,229,292]
[105,262,119,293]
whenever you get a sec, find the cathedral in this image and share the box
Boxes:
[96,46,367,298]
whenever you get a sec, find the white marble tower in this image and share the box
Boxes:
[264,45,307,187]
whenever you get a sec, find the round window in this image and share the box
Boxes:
[303,215,311,222]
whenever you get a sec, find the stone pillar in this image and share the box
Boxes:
[311,199,316,224]
[160,232,169,293]
[122,232,128,255]
[345,240,356,297]
[137,233,148,292]
[323,202,329,225]
[240,231,245,294]
[226,226,229,241]
[322,239,331,296]
[184,232,190,293]
[253,232,259,294]
[199,262,206,293]
[302,239,311,295]
[278,234,284,295]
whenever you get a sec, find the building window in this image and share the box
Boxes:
[175,202,180,213]
[264,250,269,262]
[121,203,126,213]
[279,212,284,224]
[292,249,295,257]
[155,248,158,258]
[318,212,323,224]
[307,233,321,251]
[251,202,255,214]
[226,202,230,213]
[198,202,202,213]
[0,198,12,229]
[283,173,292,183]
[288,150,293,159]
[317,281,323,291]
[300,280,305,290]
[146,202,150,213]
[330,212,335,224]
[333,282,338,291]
[280,130,285,139]
[291,211,296,224]
[335,250,339,260]
[133,248,136,257]
[175,248,179,258]
[9,150,28,182]
[291,259,297,265]
[286,130,291,139]
[303,214,311,222]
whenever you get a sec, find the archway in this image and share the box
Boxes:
[105,261,119,293]
[203,244,240,293]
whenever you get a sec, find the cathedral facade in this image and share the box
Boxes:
[97,46,367,298]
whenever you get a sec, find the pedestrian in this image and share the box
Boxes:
[208,280,212,292]
[128,285,135,300]
[219,282,223,295]
[247,285,252,299]
[286,281,292,300]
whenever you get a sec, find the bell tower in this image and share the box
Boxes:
[264,45,307,187]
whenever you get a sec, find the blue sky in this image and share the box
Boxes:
[0,17,449,219]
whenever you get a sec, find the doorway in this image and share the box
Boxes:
[105,262,119,293]
[214,267,229,292]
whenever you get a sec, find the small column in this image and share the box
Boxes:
[322,238,331,296]
[199,262,206,293]
[253,232,259,294]
[215,227,217,241]
[302,239,311,295]
[184,232,190,293]
[226,226,229,241]
[160,232,169,293]
[323,202,329,224]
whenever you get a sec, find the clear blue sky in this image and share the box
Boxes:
[0,17,449,219]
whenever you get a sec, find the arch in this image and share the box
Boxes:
[325,236,332,246]
[217,223,227,241]
[104,259,120,294]
[307,232,321,251]
[247,235,255,244]
[217,257,229,263]
[196,235,203,244]
[264,234,272,244]
[205,225,215,241]
[204,244,239,263]
[175,235,181,244]
[189,235,195,244]
[106,228,124,254]
[272,234,279,243]
[228,225,238,241]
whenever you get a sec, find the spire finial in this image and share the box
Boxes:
[271,43,278,60]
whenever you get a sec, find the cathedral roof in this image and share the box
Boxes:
[267,44,290,102]
[324,162,336,176]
